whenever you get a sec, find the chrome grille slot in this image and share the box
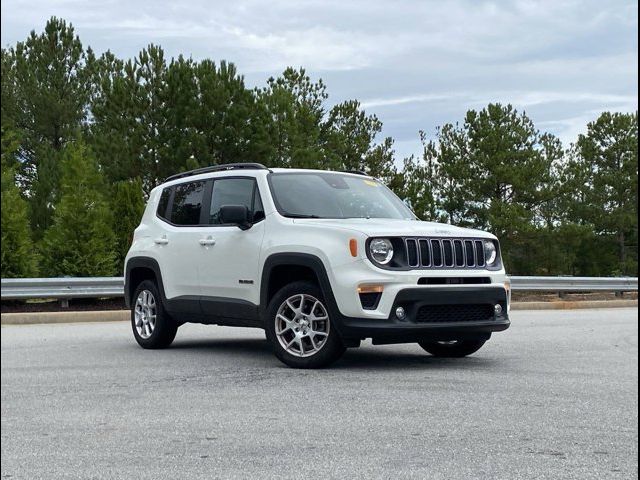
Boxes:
[464,240,475,266]
[419,239,431,266]
[475,240,485,267]
[431,240,443,267]
[406,239,419,267]
[442,240,454,267]
[454,240,465,267]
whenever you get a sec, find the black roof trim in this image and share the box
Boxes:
[165,163,268,182]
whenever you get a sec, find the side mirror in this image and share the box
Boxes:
[220,205,251,230]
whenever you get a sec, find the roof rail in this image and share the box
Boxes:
[165,163,268,182]
[343,169,368,176]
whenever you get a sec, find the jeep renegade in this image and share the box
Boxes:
[124,163,510,368]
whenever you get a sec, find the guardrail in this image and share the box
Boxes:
[1,276,637,302]
[1,277,124,301]
[509,276,638,291]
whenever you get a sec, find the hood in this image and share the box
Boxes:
[292,218,496,239]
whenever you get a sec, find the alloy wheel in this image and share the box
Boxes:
[134,290,157,339]
[275,294,330,357]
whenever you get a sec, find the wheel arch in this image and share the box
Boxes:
[260,253,339,319]
[124,257,167,308]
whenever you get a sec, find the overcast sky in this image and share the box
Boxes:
[2,0,637,160]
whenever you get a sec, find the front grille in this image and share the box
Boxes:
[415,304,495,323]
[404,237,486,269]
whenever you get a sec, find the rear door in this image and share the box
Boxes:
[197,177,266,320]
[155,179,211,314]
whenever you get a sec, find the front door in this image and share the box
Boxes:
[197,177,266,322]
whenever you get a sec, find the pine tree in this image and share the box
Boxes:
[39,141,117,277]
[322,100,397,179]
[191,60,267,167]
[4,17,92,237]
[88,52,148,186]
[89,45,168,194]
[1,127,38,277]
[258,68,327,168]
[569,111,638,275]
[426,104,564,273]
[111,178,145,273]
[395,131,441,221]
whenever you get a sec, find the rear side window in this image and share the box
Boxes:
[157,188,171,220]
[209,178,264,225]
[170,181,206,226]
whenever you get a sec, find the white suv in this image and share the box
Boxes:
[125,163,510,368]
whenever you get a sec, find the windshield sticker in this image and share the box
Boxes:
[364,180,380,187]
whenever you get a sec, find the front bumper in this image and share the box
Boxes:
[329,258,510,319]
[334,286,510,344]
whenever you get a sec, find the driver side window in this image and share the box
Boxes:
[209,178,264,225]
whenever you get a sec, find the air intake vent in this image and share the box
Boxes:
[415,304,495,323]
[359,292,381,310]
[418,277,491,285]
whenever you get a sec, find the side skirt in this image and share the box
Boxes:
[165,295,262,328]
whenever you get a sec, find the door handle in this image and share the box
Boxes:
[199,236,216,246]
[154,235,169,245]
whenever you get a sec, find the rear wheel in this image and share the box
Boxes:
[131,280,177,349]
[418,339,486,358]
[265,281,345,368]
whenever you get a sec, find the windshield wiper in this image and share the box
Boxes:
[284,213,322,219]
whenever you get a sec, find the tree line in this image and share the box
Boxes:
[1,18,637,278]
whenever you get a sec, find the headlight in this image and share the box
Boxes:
[484,240,497,265]
[369,238,394,265]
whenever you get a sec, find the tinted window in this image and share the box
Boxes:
[157,188,171,220]
[209,178,263,224]
[170,181,205,225]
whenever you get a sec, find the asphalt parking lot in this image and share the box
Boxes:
[1,308,638,480]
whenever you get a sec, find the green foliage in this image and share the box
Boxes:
[567,112,638,275]
[1,128,38,277]
[110,178,146,272]
[392,131,440,221]
[2,17,93,237]
[258,67,328,168]
[39,141,117,277]
[190,60,268,167]
[415,104,567,273]
[90,50,273,193]
[88,51,148,186]
[323,100,397,181]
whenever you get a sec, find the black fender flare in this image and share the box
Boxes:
[124,257,168,308]
[259,253,345,333]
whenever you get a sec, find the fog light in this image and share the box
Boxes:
[494,304,503,315]
[395,307,406,320]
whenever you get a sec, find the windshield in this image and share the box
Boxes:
[268,172,416,220]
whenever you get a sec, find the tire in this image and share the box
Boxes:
[265,281,346,368]
[131,280,178,349]
[418,339,486,358]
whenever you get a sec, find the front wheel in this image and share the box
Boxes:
[131,280,177,349]
[418,339,486,358]
[265,281,345,368]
